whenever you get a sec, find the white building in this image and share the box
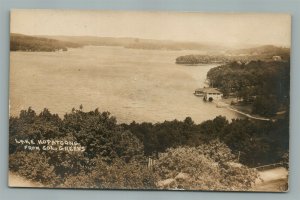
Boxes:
[272,56,282,61]
[203,88,223,101]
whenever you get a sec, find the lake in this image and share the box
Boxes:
[10,46,241,123]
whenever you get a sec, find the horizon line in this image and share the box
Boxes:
[10,32,291,49]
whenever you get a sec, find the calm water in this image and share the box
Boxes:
[10,46,240,123]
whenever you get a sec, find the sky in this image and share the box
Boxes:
[10,10,291,47]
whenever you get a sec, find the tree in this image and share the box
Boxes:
[9,107,146,187]
[153,142,258,191]
[252,96,279,117]
[62,108,144,162]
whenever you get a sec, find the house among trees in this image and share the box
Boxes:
[272,56,282,61]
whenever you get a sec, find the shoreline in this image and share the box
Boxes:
[213,100,271,121]
[227,106,271,121]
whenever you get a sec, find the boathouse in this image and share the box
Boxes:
[203,88,223,101]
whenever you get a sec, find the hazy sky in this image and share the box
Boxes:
[11,10,291,47]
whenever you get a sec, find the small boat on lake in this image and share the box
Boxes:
[194,88,205,97]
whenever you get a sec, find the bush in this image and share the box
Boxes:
[63,157,157,189]
[153,143,258,191]
[9,151,60,186]
[252,96,279,117]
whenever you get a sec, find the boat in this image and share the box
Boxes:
[194,88,204,97]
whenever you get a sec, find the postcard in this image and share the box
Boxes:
[9,10,290,191]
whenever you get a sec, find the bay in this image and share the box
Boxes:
[10,46,241,123]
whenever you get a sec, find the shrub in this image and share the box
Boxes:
[153,143,258,191]
[9,151,60,186]
[63,157,156,189]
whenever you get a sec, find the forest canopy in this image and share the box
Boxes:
[9,107,288,189]
[207,60,290,117]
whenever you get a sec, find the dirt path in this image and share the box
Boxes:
[8,172,44,187]
[227,106,271,121]
[253,167,288,192]
[214,100,271,121]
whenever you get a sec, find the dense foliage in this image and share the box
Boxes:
[125,115,289,167]
[153,143,258,191]
[207,60,290,117]
[9,107,149,188]
[9,107,278,190]
[10,33,82,52]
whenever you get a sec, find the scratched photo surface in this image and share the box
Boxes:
[9,10,290,191]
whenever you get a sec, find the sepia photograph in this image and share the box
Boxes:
[9,10,290,192]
